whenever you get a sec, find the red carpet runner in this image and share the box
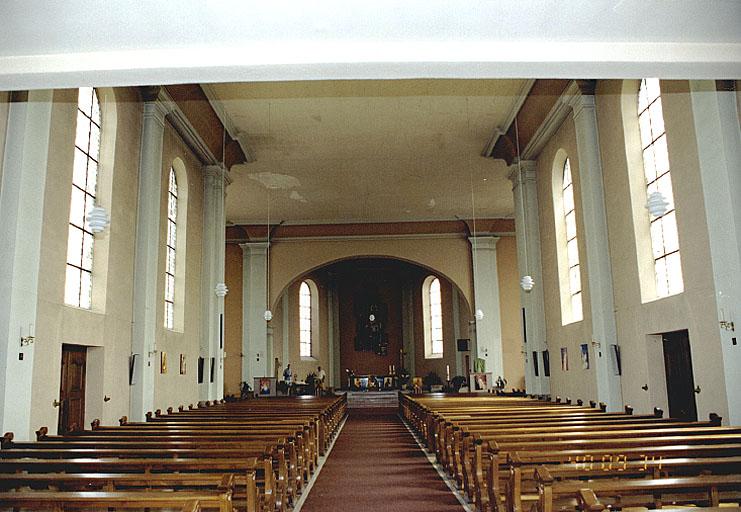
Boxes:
[299,409,466,512]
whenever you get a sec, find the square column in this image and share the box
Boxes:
[130,97,170,421]
[469,235,504,379]
[509,159,549,395]
[565,83,622,410]
[0,90,53,439]
[690,80,741,425]
[239,242,270,385]
[200,164,229,401]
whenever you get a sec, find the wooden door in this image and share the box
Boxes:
[58,344,87,433]
[662,330,698,421]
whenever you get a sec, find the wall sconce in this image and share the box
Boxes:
[20,324,35,347]
[590,339,601,349]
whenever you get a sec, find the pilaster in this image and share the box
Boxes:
[130,98,170,421]
[690,80,741,424]
[468,235,504,379]
[200,164,229,401]
[0,90,53,439]
[565,83,622,410]
[239,242,270,386]
[509,159,549,395]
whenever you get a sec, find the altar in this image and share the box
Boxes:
[347,373,398,391]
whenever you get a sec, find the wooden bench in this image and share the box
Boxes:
[0,489,233,511]
[536,466,741,512]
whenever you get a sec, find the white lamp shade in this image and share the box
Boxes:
[520,275,535,291]
[646,190,669,218]
[264,310,273,321]
[86,206,110,234]
[214,283,229,297]
[475,309,485,321]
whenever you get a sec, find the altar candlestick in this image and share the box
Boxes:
[446,365,450,382]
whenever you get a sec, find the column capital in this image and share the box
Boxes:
[561,80,597,120]
[468,235,500,250]
[239,241,270,256]
[142,100,170,127]
[203,164,233,186]
[507,159,538,187]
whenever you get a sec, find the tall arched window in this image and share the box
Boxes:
[638,78,683,297]
[64,87,101,309]
[422,275,443,358]
[164,167,178,329]
[299,281,312,357]
[562,158,583,322]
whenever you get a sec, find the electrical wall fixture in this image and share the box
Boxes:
[86,205,110,234]
[645,190,669,218]
[718,291,735,331]
[20,323,35,347]
[475,309,485,321]
[214,283,229,297]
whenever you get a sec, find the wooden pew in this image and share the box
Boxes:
[0,490,233,511]
[536,466,741,512]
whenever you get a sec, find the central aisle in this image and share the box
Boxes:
[299,409,466,512]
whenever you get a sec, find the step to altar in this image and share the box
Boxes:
[337,390,399,408]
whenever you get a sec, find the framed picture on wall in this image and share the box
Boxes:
[610,344,622,375]
[542,350,550,377]
[160,351,168,374]
[560,347,569,371]
[580,343,590,370]
[179,354,186,375]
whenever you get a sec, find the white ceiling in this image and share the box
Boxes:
[213,79,524,224]
[1,1,739,90]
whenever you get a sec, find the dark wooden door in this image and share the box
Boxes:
[662,330,698,421]
[58,344,87,433]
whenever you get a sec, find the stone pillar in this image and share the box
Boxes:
[200,164,229,401]
[469,236,505,379]
[0,90,53,440]
[130,96,170,421]
[239,242,270,385]
[690,80,741,425]
[509,159,549,395]
[565,82,622,410]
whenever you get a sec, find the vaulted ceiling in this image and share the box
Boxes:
[210,79,529,225]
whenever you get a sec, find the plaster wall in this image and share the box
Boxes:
[223,234,525,393]
[31,88,141,432]
[153,120,205,411]
[268,237,473,311]
[223,243,243,397]
[595,80,728,420]
[536,114,599,403]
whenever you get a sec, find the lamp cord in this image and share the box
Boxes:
[514,118,529,276]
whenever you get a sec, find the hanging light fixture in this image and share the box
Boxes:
[214,283,229,297]
[469,139,485,322]
[646,190,669,218]
[515,118,535,292]
[264,186,273,322]
[86,205,110,234]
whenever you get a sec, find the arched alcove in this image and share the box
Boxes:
[270,257,473,389]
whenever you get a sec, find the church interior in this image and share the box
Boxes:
[1,2,740,511]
